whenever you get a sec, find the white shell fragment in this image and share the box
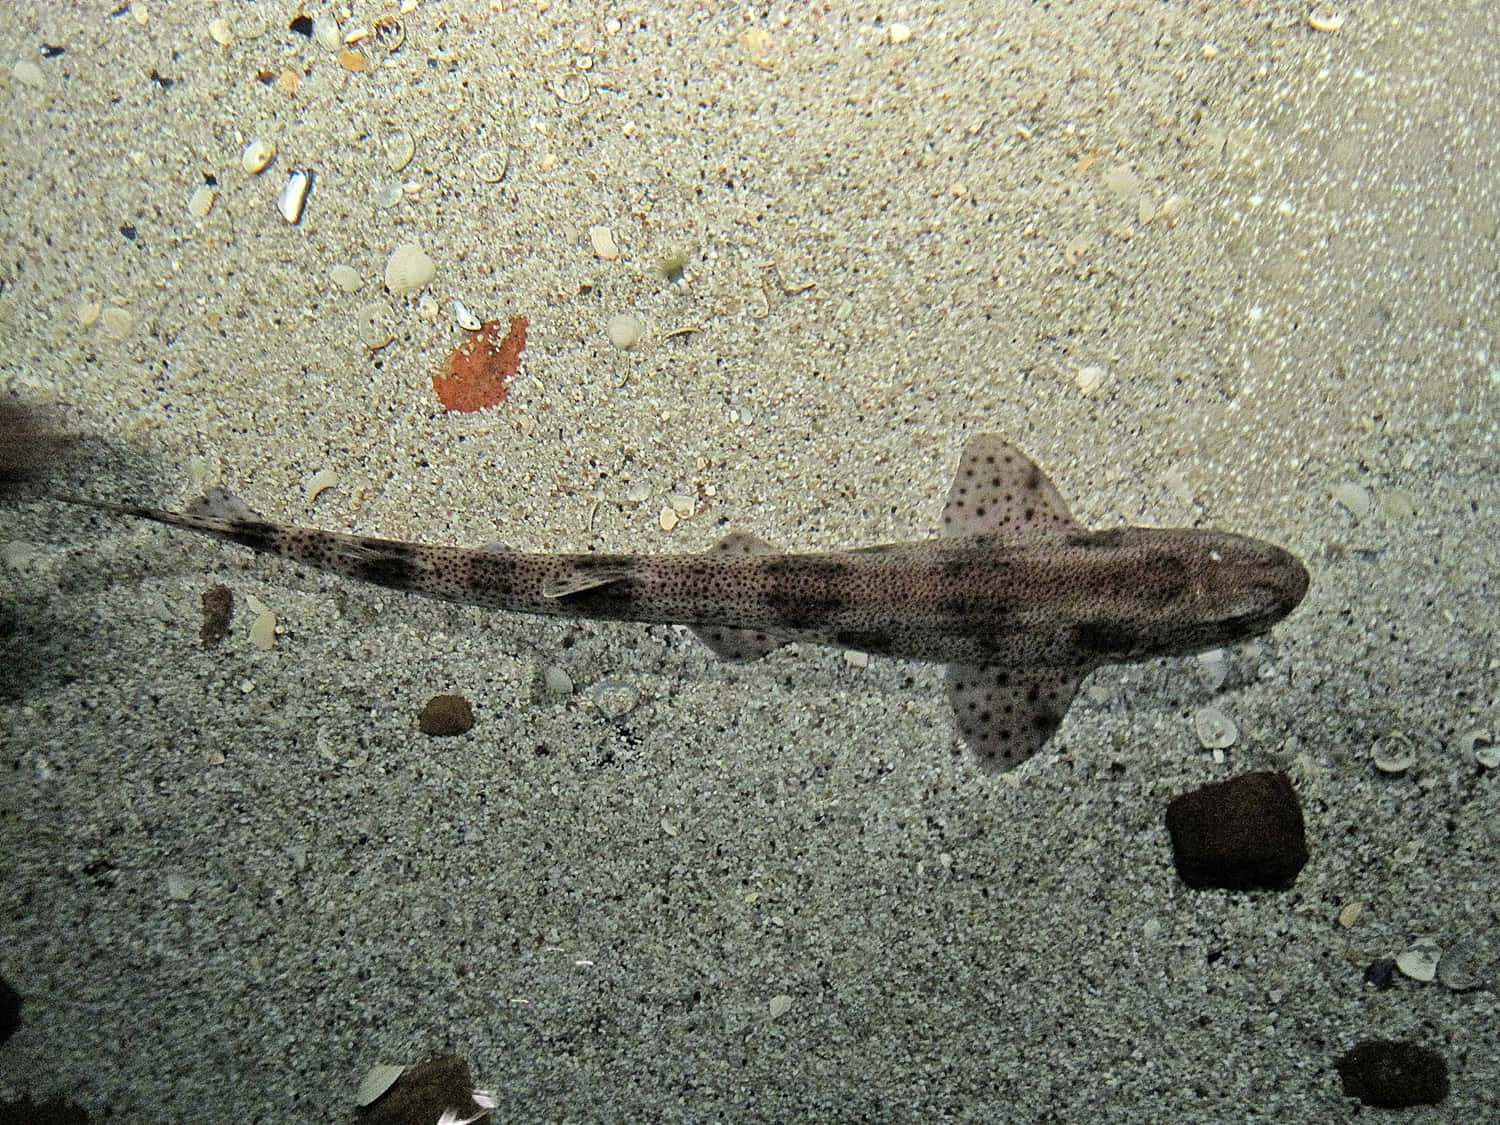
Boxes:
[1371,733,1416,774]
[187,184,217,218]
[240,138,276,174]
[1307,11,1346,33]
[1193,706,1238,750]
[606,312,644,349]
[277,170,312,224]
[384,242,436,296]
[588,224,620,259]
[1436,940,1485,992]
[1459,729,1497,768]
[304,468,339,505]
[1331,481,1373,521]
[1395,943,1440,983]
[328,264,363,293]
[354,1063,406,1107]
[543,666,573,697]
[452,298,481,331]
[768,994,794,1019]
[592,679,640,719]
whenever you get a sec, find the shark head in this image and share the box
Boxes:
[1067,527,1310,662]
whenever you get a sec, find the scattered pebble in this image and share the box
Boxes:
[11,60,45,89]
[542,665,573,697]
[276,170,312,224]
[1362,957,1397,989]
[187,183,217,219]
[418,694,474,736]
[1075,364,1108,396]
[1193,705,1238,750]
[592,679,640,719]
[1435,939,1485,992]
[100,305,134,340]
[1336,900,1363,929]
[384,242,436,296]
[888,22,913,44]
[373,180,404,209]
[313,14,341,51]
[328,264,363,292]
[606,312,644,349]
[1164,771,1308,890]
[240,138,276,174]
[207,17,234,46]
[1395,942,1440,983]
[768,994,794,1019]
[588,224,620,260]
[1331,481,1373,521]
[165,872,196,901]
[1334,1039,1448,1109]
[338,48,368,72]
[1194,649,1228,691]
[200,583,233,647]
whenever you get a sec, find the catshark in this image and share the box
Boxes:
[54,436,1308,771]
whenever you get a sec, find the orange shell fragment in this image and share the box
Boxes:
[433,315,527,413]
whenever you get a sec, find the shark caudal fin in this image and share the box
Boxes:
[941,436,1085,771]
[690,531,789,662]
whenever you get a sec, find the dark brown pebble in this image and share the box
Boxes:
[1164,770,1308,890]
[1335,1038,1448,1108]
[199,583,233,647]
[418,694,475,736]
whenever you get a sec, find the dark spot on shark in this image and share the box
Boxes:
[352,548,419,588]
[1073,620,1142,656]
[223,520,281,554]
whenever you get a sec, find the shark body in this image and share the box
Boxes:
[61,436,1309,771]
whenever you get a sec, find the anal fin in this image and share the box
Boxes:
[946,663,1086,772]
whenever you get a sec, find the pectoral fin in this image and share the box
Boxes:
[542,568,633,598]
[946,663,1085,771]
[942,435,1077,536]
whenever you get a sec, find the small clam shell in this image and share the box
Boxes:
[277,170,312,224]
[451,298,481,331]
[1371,732,1416,775]
[354,1063,406,1107]
[383,242,436,296]
[241,138,276,174]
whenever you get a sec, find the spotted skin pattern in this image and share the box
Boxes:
[57,436,1309,772]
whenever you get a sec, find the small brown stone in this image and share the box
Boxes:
[1164,770,1308,890]
[418,694,475,736]
[199,583,233,647]
[1335,1038,1449,1108]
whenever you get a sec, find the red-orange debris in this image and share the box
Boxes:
[432,315,527,412]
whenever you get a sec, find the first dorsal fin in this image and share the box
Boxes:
[941,435,1076,537]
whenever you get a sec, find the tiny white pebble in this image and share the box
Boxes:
[1193,706,1238,749]
[888,22,912,44]
[588,224,620,259]
[328,264,363,292]
[606,312,644,349]
[1396,944,1439,983]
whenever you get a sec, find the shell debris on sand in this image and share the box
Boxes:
[384,242,436,296]
[277,170,312,223]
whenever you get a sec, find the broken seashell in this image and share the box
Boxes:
[276,170,312,223]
